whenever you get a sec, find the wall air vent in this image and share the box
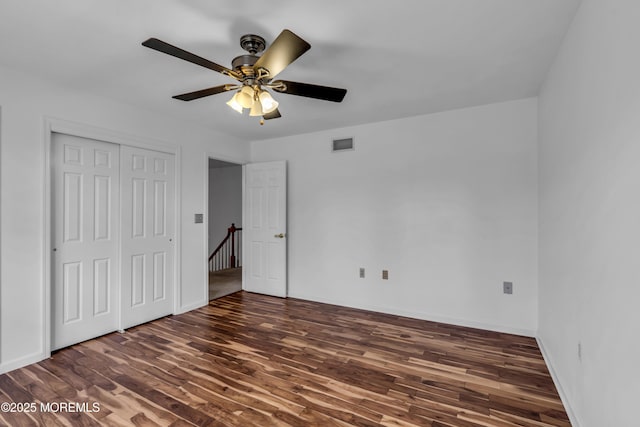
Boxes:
[332,137,354,152]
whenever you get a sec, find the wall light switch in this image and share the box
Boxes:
[194,213,203,224]
[359,268,365,278]
[503,281,513,294]
[382,270,389,280]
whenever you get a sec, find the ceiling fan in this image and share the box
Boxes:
[142,29,347,124]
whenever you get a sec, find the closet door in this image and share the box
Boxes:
[120,146,175,329]
[51,134,119,350]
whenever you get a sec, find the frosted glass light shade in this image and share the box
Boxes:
[259,90,279,114]
[237,86,255,109]
[249,99,264,116]
[226,93,243,113]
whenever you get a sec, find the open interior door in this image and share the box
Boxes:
[243,161,287,297]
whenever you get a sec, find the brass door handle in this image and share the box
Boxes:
[274,233,286,238]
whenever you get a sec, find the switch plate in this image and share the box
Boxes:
[359,268,365,278]
[382,270,389,280]
[503,281,513,294]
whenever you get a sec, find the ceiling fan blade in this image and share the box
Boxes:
[172,85,233,101]
[263,108,282,120]
[272,80,347,102]
[142,38,241,80]
[253,30,310,79]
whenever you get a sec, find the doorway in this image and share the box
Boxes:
[208,158,243,300]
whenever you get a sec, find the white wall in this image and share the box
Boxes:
[208,165,242,254]
[0,64,249,372]
[538,1,640,425]
[252,98,539,335]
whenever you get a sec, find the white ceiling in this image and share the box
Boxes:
[0,0,580,141]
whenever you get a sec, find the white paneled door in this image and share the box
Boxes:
[51,134,119,350]
[52,135,176,349]
[120,146,175,329]
[244,161,287,297]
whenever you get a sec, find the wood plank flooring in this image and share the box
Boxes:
[0,292,570,426]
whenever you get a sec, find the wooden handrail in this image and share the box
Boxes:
[209,223,242,272]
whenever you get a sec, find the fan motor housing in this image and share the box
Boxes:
[232,54,259,77]
[232,54,258,70]
[233,34,266,78]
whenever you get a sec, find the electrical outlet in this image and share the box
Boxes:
[382,270,389,280]
[503,281,513,294]
[359,268,365,278]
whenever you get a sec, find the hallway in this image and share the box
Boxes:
[209,267,242,300]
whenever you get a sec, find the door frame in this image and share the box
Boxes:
[203,153,246,303]
[43,117,180,358]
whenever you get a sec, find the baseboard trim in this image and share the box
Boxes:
[536,336,581,427]
[175,299,207,315]
[287,291,536,337]
[0,351,47,375]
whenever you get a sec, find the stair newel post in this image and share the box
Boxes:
[230,223,237,268]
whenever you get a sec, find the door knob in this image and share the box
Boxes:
[274,233,285,238]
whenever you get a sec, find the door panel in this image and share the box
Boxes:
[93,258,110,315]
[120,146,175,329]
[52,134,119,350]
[154,181,166,235]
[153,252,166,300]
[94,175,112,241]
[244,161,287,297]
[62,262,81,323]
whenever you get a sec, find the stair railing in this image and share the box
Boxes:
[209,223,242,272]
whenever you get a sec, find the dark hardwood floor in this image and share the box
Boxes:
[0,292,570,426]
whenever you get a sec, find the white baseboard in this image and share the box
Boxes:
[175,299,207,315]
[0,351,47,375]
[287,291,536,337]
[1,299,207,375]
[536,337,581,427]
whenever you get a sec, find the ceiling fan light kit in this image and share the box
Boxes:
[237,85,255,109]
[142,29,347,125]
[225,93,243,113]
[258,90,278,113]
[249,96,264,117]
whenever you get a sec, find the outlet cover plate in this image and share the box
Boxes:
[503,281,513,294]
